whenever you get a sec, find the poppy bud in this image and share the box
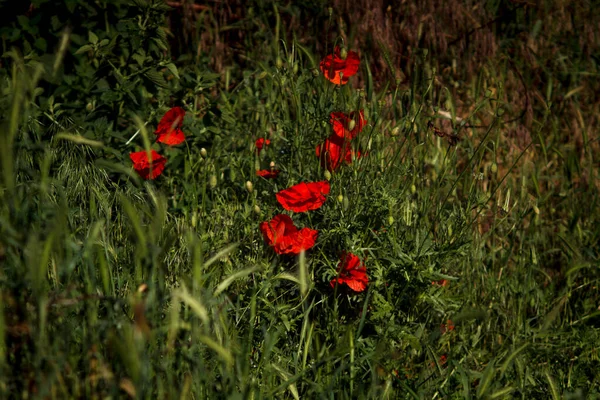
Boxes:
[312,68,320,77]
[191,212,197,227]
[348,119,356,131]
[490,163,498,174]
[254,205,261,214]
[410,184,416,194]
[391,127,400,136]
[209,175,217,188]
[200,148,207,158]
[276,57,283,69]
[245,181,253,193]
[388,215,394,225]
[270,161,276,168]
[293,62,298,74]
[340,47,348,60]
[343,196,349,210]
[533,205,540,215]
[337,194,344,203]
[324,170,332,181]
[86,102,93,111]
[257,71,268,80]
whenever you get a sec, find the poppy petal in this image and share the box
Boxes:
[319,46,360,85]
[129,150,167,180]
[155,107,186,145]
[260,214,318,255]
[276,181,331,212]
[256,169,279,179]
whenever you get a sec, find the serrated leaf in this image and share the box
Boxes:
[143,69,168,88]
[165,62,179,79]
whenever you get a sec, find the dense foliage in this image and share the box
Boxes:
[1,0,598,398]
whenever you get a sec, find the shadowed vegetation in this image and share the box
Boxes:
[0,0,598,398]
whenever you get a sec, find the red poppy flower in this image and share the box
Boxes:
[316,134,362,171]
[129,150,167,179]
[155,107,185,145]
[276,181,330,212]
[319,46,360,85]
[256,169,280,179]
[330,252,368,292]
[431,279,450,287]
[255,138,271,152]
[440,319,455,334]
[259,214,318,255]
[330,110,367,140]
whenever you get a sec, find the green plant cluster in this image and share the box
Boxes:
[0,0,598,398]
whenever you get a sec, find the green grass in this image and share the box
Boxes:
[0,0,599,398]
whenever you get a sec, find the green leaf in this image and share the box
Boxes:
[477,359,496,398]
[88,31,98,45]
[143,69,168,88]
[165,62,179,79]
[75,45,93,55]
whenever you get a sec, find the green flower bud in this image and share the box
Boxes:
[490,163,498,174]
[209,175,217,188]
[200,148,207,158]
[245,181,253,193]
[340,47,348,60]
[348,119,356,131]
[276,57,283,69]
[254,205,261,214]
[324,170,332,181]
[388,215,394,225]
[410,184,416,194]
[337,194,344,203]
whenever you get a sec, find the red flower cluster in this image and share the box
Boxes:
[330,252,369,292]
[260,181,329,254]
[316,111,366,171]
[259,214,318,255]
[130,107,187,179]
[256,47,370,295]
[129,150,167,180]
[440,319,455,334]
[255,138,270,152]
[319,46,360,85]
[276,181,330,212]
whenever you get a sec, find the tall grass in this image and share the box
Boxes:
[0,0,599,398]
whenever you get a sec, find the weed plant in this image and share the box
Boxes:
[0,0,598,398]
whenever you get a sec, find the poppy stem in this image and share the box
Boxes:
[125,121,150,145]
